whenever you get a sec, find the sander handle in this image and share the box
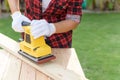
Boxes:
[22,21,30,26]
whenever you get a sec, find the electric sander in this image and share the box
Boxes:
[18,21,56,64]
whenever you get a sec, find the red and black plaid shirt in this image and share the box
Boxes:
[24,0,83,48]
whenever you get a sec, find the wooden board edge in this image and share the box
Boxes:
[0,33,85,80]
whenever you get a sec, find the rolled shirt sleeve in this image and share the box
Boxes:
[66,0,83,23]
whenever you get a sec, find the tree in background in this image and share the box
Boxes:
[86,0,120,11]
[115,0,120,10]
[92,0,96,10]
[20,0,25,11]
[1,0,120,14]
[0,0,4,17]
[0,0,9,12]
[0,0,25,18]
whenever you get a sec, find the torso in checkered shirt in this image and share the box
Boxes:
[24,0,83,48]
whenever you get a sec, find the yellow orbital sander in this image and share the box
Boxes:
[18,21,56,64]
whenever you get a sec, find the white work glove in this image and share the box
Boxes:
[11,11,31,32]
[30,19,56,39]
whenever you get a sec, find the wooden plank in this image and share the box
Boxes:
[0,50,51,80]
[36,71,52,80]
[52,49,86,80]
[0,50,10,80]
[0,33,86,80]
[67,49,86,80]
[1,50,22,80]
[20,62,36,80]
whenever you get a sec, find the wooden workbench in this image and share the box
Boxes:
[0,33,87,80]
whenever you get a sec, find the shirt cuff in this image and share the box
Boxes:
[66,14,81,23]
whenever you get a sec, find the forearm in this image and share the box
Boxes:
[54,20,79,33]
[7,0,20,13]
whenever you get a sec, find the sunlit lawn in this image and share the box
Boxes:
[73,13,120,80]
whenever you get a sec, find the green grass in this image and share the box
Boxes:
[73,13,120,80]
[0,13,120,80]
[0,17,20,40]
